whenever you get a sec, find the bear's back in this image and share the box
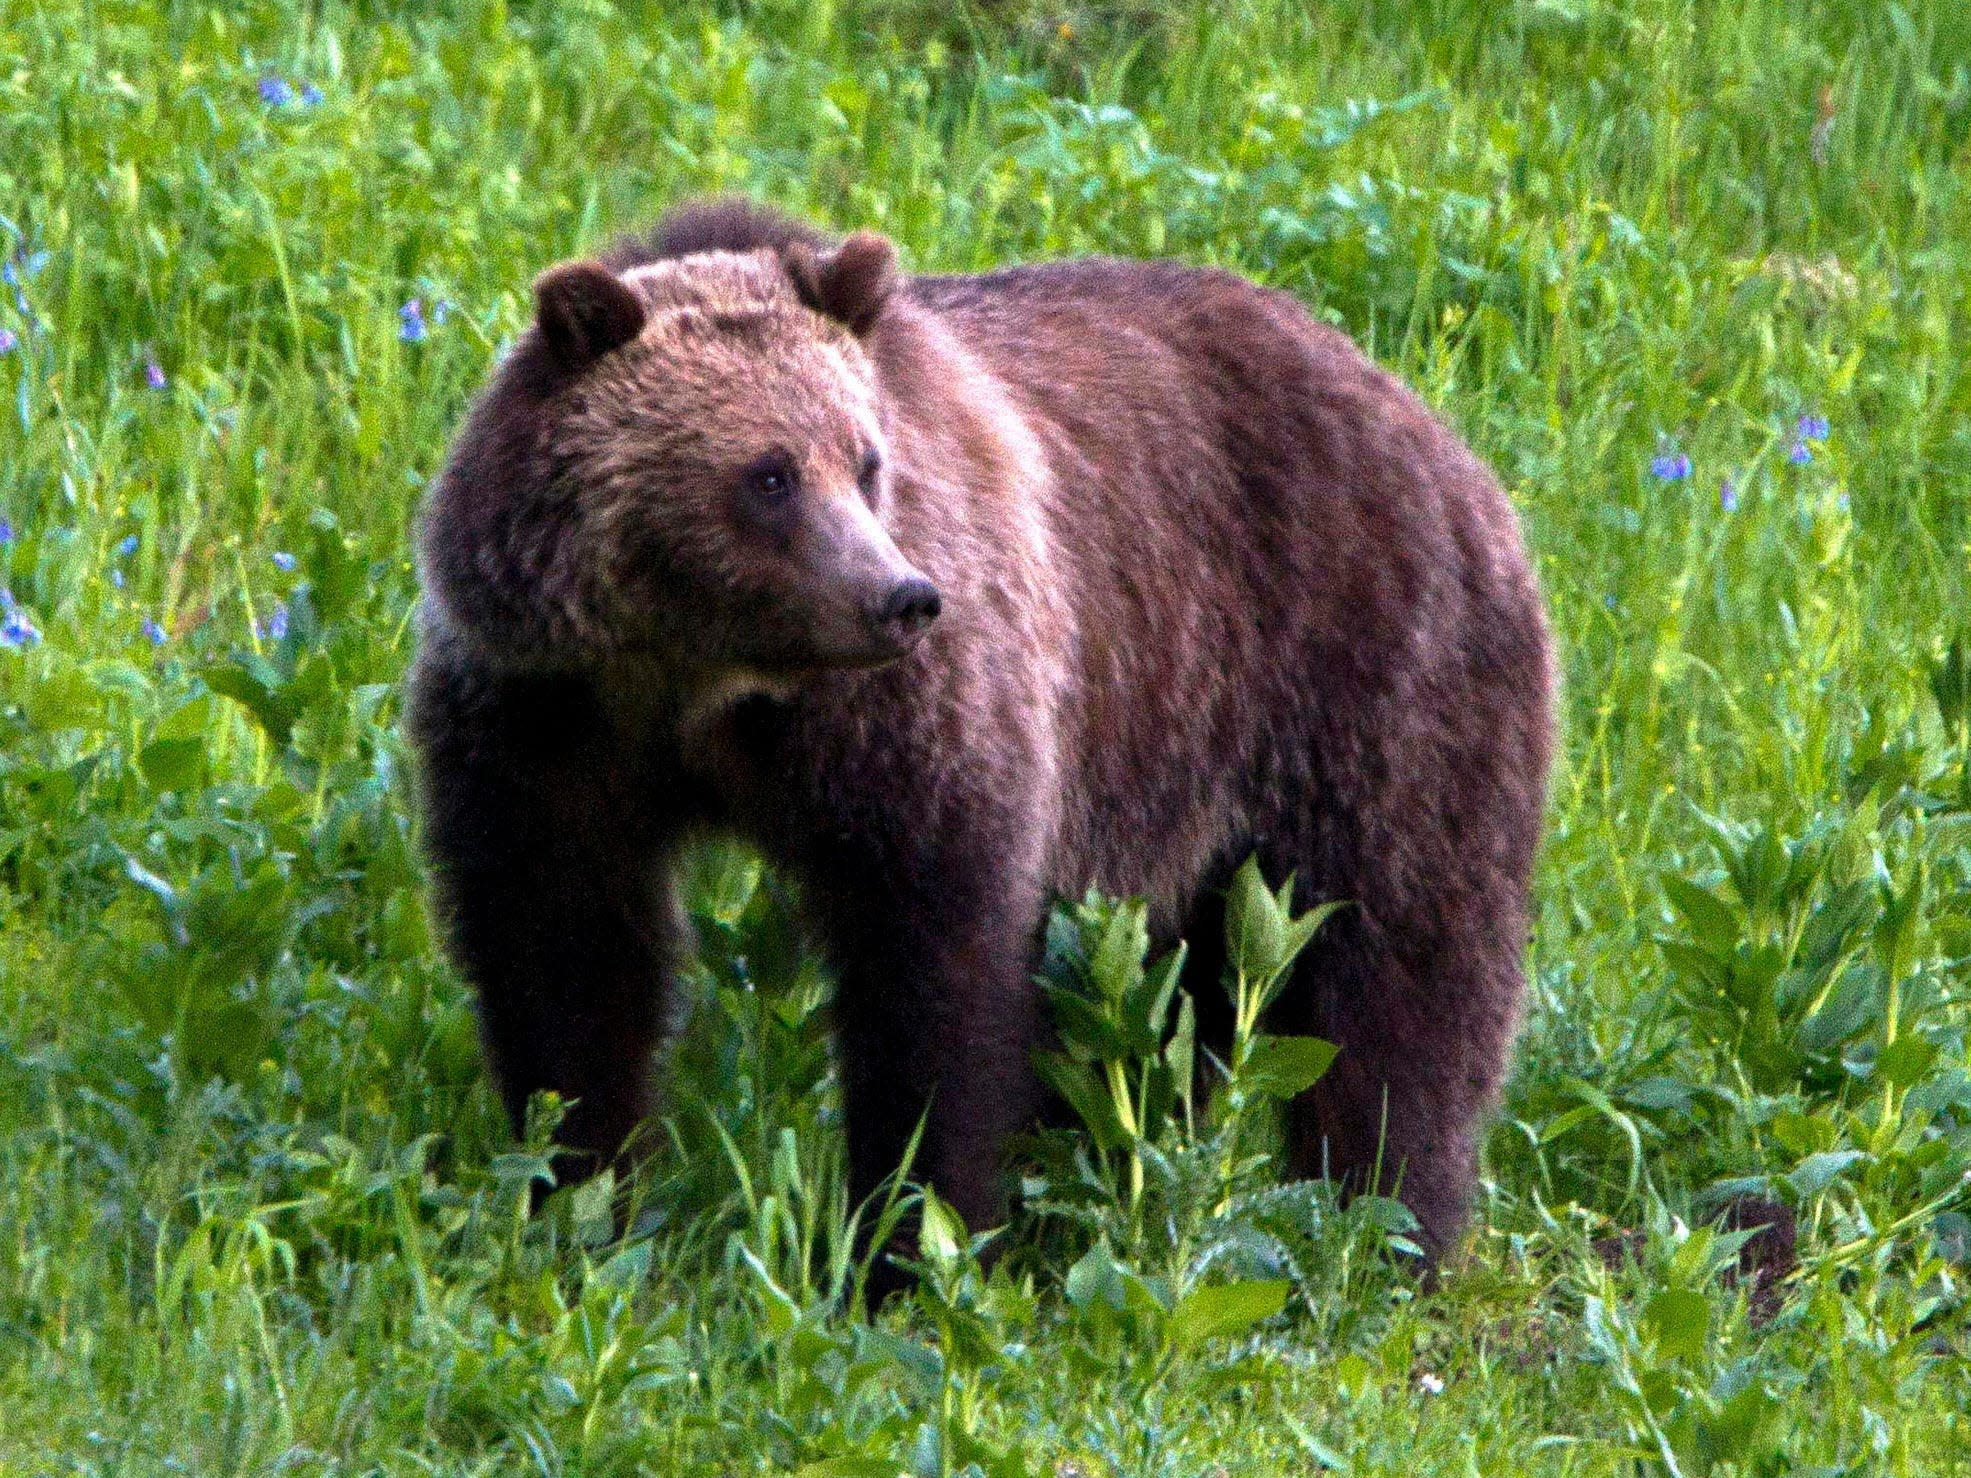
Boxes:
[891,253,1547,928]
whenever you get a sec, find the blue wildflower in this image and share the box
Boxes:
[433,299,453,326]
[1719,478,1738,513]
[263,603,289,642]
[259,75,296,107]
[1,590,40,648]
[141,617,167,646]
[399,298,428,343]
[1788,440,1813,466]
[116,534,139,557]
[1798,413,1830,442]
[2,251,46,289]
[271,550,297,572]
[0,328,16,354]
[145,360,166,390]
[0,518,12,543]
[1650,449,1693,481]
[110,569,125,589]
[300,82,324,107]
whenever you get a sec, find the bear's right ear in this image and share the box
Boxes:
[533,262,648,369]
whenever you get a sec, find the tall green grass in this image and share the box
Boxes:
[2,0,1969,1472]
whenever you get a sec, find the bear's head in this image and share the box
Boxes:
[419,227,939,682]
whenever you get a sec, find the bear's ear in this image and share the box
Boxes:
[533,262,648,369]
[786,231,899,337]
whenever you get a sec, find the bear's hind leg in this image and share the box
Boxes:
[1277,909,1524,1260]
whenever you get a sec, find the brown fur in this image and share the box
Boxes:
[408,197,1556,1273]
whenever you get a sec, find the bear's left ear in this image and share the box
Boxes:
[533,262,648,370]
[786,232,899,337]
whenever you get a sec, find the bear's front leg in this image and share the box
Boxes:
[810,842,1047,1264]
[409,653,679,1183]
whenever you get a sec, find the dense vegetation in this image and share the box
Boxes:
[3,1,1970,1472]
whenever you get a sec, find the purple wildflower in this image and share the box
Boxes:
[1788,440,1813,466]
[271,550,297,572]
[260,76,296,107]
[141,617,167,646]
[116,534,139,558]
[399,298,428,343]
[0,328,16,354]
[145,360,166,390]
[1650,449,1693,482]
[1719,478,1738,513]
[300,83,324,107]
[1798,413,1830,442]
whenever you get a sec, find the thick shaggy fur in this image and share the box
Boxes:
[409,198,1555,1263]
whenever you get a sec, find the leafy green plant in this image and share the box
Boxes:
[1026,856,1344,1255]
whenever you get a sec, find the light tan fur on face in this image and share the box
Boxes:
[545,252,895,679]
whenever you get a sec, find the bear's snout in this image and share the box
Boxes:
[869,576,942,649]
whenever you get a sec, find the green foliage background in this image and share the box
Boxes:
[2,0,1970,1472]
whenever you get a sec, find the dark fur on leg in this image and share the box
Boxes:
[408,647,680,1187]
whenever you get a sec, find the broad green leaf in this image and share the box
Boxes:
[1243,1034,1339,1098]
[1044,986,1127,1060]
[1643,1287,1710,1360]
[138,736,206,792]
[1033,1052,1126,1149]
[1089,895,1148,1005]
[19,661,105,733]
[1170,1279,1290,1353]
[1123,940,1186,1053]
[587,1239,651,1295]
[1165,992,1196,1109]
[855,1327,942,1401]
[1225,855,1286,987]
[1787,1149,1868,1199]
[1877,1034,1938,1089]
[1275,899,1347,983]
[205,656,295,744]
[1065,1240,1128,1313]
[917,1189,963,1267]
[1663,873,1742,950]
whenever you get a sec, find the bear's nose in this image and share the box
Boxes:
[872,577,942,641]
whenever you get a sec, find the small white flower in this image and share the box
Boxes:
[1417,1372,1445,1395]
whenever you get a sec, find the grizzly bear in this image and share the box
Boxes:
[408,198,1554,1268]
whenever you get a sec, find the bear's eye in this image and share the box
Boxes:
[742,454,800,505]
[857,449,883,501]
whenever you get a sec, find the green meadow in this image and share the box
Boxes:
[3,0,1970,1471]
